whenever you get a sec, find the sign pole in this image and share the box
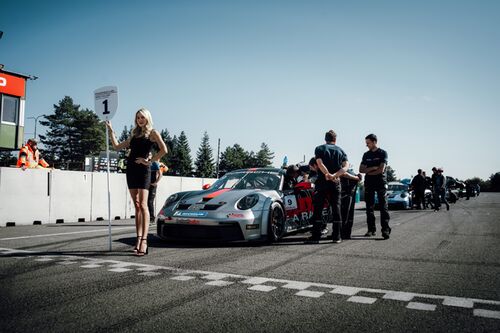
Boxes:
[106,118,112,251]
[94,86,118,253]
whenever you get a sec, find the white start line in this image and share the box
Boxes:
[1,247,499,321]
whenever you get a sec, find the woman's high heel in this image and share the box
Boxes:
[133,236,141,253]
[136,237,148,256]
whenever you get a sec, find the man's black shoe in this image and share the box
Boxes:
[382,229,391,239]
[364,231,376,237]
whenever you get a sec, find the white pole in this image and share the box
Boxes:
[105,121,112,251]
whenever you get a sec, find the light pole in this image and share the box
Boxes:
[27,115,45,139]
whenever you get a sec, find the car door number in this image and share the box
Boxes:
[284,195,298,210]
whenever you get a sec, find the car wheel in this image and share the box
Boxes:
[267,202,285,242]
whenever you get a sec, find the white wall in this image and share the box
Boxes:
[0,167,217,226]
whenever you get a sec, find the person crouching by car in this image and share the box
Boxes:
[283,164,300,191]
[340,170,362,240]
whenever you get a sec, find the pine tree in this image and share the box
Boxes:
[176,131,193,176]
[160,129,174,168]
[219,144,248,173]
[39,96,105,170]
[0,150,16,167]
[255,142,274,167]
[386,165,397,182]
[194,131,214,177]
[117,125,132,160]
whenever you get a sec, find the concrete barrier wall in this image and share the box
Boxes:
[49,170,93,223]
[0,167,217,226]
[0,167,51,225]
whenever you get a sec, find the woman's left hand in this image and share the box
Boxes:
[135,157,151,166]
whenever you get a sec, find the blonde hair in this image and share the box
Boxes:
[132,108,153,138]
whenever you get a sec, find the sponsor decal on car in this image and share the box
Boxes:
[227,213,245,218]
[173,211,208,217]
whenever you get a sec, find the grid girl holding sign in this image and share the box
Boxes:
[106,108,167,256]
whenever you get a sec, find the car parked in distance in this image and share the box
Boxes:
[374,181,412,209]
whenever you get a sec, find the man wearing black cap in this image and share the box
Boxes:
[359,134,391,239]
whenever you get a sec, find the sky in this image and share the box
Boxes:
[1,0,499,180]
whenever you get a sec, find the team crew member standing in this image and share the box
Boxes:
[411,169,427,209]
[359,133,391,239]
[340,170,362,240]
[148,157,164,223]
[106,108,167,256]
[306,130,349,244]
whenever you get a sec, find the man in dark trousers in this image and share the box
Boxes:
[411,169,427,209]
[359,134,391,239]
[433,167,450,211]
[305,130,349,244]
[340,170,362,240]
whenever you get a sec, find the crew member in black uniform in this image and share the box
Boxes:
[106,108,167,256]
[305,130,349,244]
[411,169,427,209]
[359,133,391,239]
[340,170,362,240]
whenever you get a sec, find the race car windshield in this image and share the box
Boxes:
[211,172,281,191]
[388,184,408,191]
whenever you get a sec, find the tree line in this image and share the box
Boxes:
[0,95,499,190]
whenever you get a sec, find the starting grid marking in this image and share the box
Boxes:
[1,247,500,320]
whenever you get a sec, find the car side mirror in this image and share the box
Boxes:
[202,184,211,190]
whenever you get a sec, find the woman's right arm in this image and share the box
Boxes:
[105,121,130,150]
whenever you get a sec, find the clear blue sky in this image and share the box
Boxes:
[2,0,499,180]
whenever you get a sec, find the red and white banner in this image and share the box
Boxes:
[0,72,26,97]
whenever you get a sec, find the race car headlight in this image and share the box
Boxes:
[400,192,408,198]
[237,194,259,210]
[165,193,179,206]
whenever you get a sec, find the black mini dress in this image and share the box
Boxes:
[126,136,155,189]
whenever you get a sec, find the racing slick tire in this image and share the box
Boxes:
[267,202,285,243]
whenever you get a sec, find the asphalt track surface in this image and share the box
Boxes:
[1,193,499,332]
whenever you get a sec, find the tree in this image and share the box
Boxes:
[0,150,16,167]
[117,125,132,160]
[39,96,105,170]
[160,129,175,169]
[176,131,193,176]
[194,131,215,178]
[244,151,258,168]
[219,144,248,173]
[490,172,500,192]
[386,165,397,182]
[255,142,274,167]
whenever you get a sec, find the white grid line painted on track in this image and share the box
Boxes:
[1,247,499,320]
[407,302,437,311]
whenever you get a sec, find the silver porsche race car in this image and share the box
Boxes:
[156,167,321,242]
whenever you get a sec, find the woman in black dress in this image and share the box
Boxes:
[106,108,167,256]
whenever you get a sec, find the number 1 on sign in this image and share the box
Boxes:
[102,99,110,114]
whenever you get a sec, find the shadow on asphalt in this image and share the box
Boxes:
[116,235,266,249]
[0,251,134,258]
[44,224,132,228]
